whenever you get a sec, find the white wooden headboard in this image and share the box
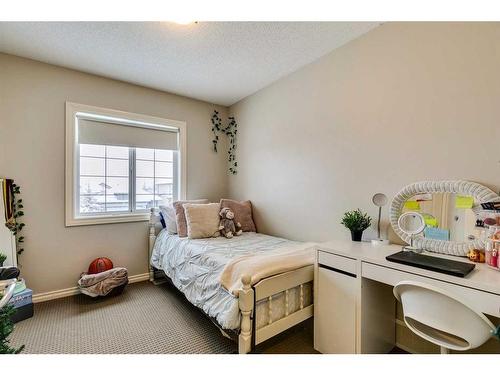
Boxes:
[148,207,163,281]
[149,207,164,236]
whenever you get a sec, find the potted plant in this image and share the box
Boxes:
[0,253,6,267]
[341,209,372,242]
[0,303,24,353]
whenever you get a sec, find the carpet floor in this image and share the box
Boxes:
[10,281,316,354]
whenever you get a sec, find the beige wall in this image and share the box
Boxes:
[0,53,228,294]
[229,22,500,243]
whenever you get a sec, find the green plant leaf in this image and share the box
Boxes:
[341,209,372,232]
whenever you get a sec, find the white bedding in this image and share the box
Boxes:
[150,230,311,330]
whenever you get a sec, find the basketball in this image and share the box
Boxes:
[88,257,113,274]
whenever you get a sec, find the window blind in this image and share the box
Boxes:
[77,117,178,150]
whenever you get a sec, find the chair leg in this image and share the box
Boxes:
[440,346,450,354]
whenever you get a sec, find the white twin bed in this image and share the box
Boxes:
[148,208,315,353]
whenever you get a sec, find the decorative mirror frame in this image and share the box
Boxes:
[390,180,500,256]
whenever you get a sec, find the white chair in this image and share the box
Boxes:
[393,281,495,354]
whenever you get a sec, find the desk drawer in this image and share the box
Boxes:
[362,262,500,317]
[318,251,357,276]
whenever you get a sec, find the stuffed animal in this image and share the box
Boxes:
[219,207,243,239]
[467,249,485,263]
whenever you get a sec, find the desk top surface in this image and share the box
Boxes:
[318,240,500,296]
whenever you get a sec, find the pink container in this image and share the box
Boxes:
[485,240,499,269]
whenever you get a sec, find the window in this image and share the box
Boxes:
[66,102,186,226]
[78,145,176,214]
[134,147,176,211]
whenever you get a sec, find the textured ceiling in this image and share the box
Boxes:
[0,22,380,106]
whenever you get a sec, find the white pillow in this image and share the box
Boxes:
[183,203,221,239]
[159,204,177,234]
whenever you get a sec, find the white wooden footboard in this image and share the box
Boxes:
[238,265,314,354]
[238,275,254,354]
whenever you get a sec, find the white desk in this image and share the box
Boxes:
[313,240,500,354]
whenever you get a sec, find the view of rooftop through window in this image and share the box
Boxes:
[79,144,175,214]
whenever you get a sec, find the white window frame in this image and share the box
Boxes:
[65,102,186,226]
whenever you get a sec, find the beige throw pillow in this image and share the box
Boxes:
[183,203,221,239]
[220,199,256,232]
[173,199,209,237]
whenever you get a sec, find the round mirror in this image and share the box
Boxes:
[398,211,426,252]
[398,212,425,235]
[372,193,388,207]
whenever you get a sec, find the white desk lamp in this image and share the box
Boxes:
[398,211,426,253]
[371,193,389,246]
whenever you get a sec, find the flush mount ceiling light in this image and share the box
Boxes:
[169,19,197,25]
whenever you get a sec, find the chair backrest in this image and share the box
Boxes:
[393,281,495,351]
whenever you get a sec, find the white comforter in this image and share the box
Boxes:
[150,230,313,330]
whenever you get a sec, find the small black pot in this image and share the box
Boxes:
[350,230,363,242]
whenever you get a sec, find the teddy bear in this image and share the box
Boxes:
[467,249,485,263]
[219,207,243,239]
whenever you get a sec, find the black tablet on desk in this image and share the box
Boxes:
[386,250,475,277]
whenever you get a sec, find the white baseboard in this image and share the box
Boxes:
[128,273,150,283]
[32,285,80,303]
[32,273,150,303]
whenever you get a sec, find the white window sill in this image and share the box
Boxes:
[66,212,150,227]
